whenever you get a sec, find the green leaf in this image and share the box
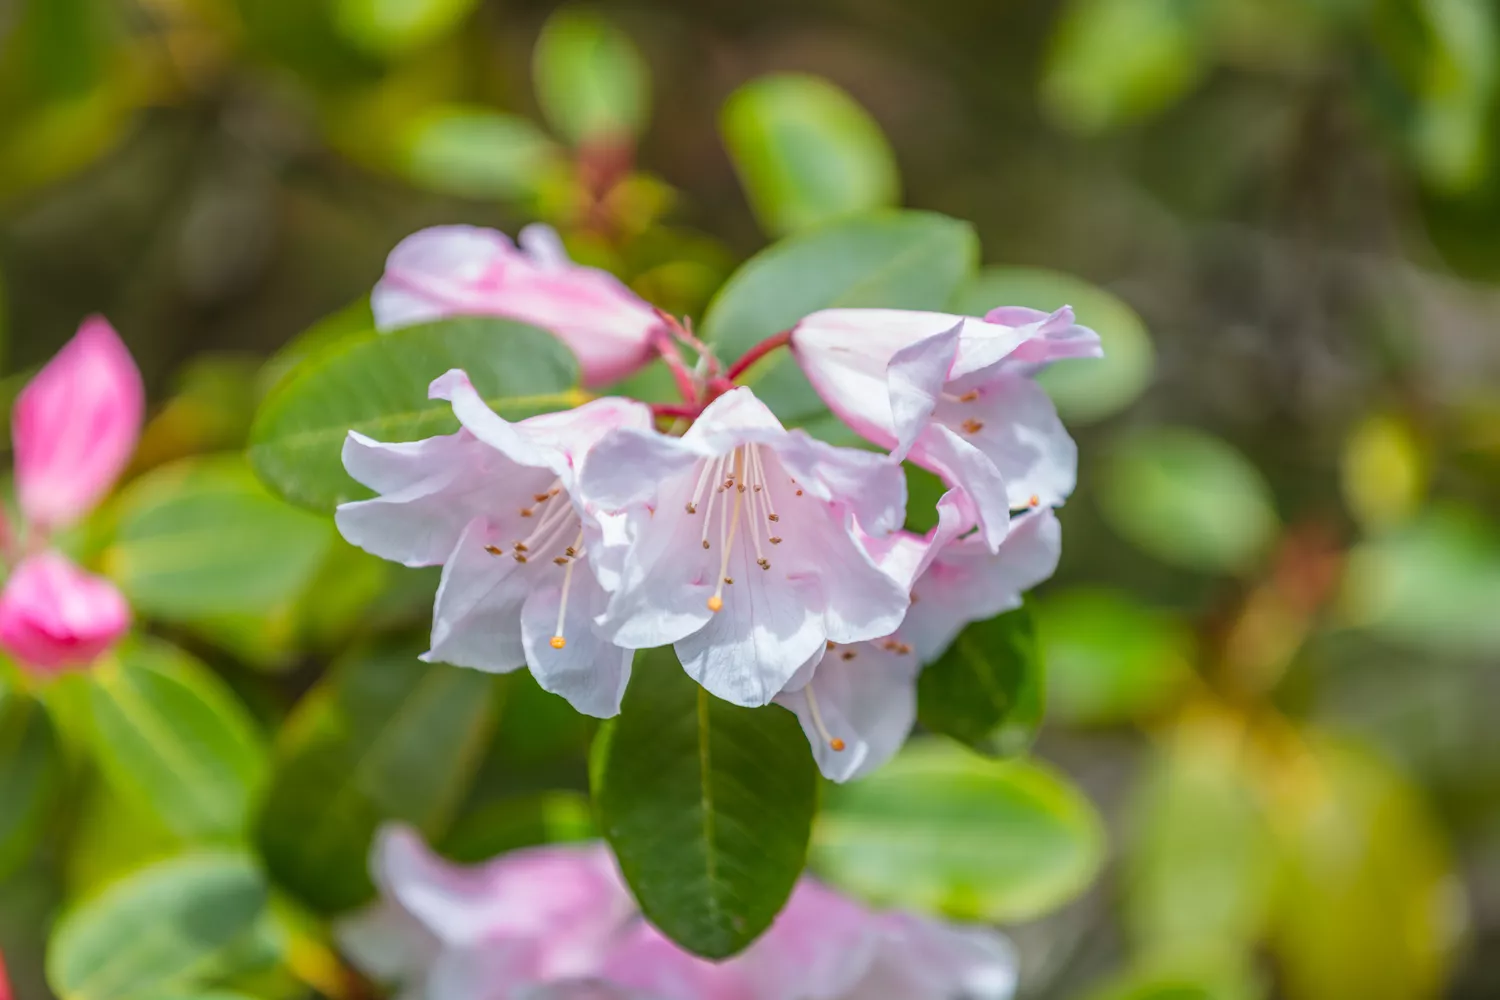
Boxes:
[46,852,267,1000]
[916,607,1044,756]
[248,317,583,513]
[254,642,502,912]
[0,687,62,881]
[721,73,899,237]
[1267,736,1459,1000]
[592,652,817,958]
[86,640,268,842]
[401,105,561,200]
[1098,428,1279,574]
[1075,957,1266,1000]
[533,8,651,146]
[332,0,482,56]
[812,739,1104,922]
[1034,588,1194,726]
[441,790,595,863]
[1125,711,1277,963]
[103,455,333,622]
[1342,505,1500,655]
[1042,0,1212,133]
[701,210,978,423]
[949,265,1154,423]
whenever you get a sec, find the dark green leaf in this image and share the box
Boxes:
[721,73,899,236]
[86,640,268,842]
[248,317,583,512]
[917,607,1044,756]
[592,652,817,958]
[701,211,978,423]
[812,739,1104,921]
[254,642,502,912]
[46,852,267,1000]
[0,687,62,881]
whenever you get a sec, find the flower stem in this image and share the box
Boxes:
[650,323,699,405]
[726,329,792,382]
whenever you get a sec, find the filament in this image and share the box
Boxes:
[804,685,845,752]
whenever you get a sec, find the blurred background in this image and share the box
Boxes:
[1,1,1498,999]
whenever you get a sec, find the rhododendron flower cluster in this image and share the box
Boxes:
[339,224,1099,779]
[0,317,142,674]
[340,824,1017,1000]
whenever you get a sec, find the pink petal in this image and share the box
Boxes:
[13,316,144,531]
[373,226,664,387]
[0,551,130,673]
[902,506,1061,661]
[776,642,919,783]
[370,825,633,978]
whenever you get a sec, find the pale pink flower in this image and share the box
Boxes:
[372,225,666,387]
[13,315,145,531]
[791,306,1099,549]
[339,825,1017,1000]
[0,552,131,673]
[335,371,651,717]
[779,497,1061,781]
[578,387,910,708]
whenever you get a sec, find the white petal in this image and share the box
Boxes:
[336,431,549,568]
[936,374,1076,510]
[908,423,1012,552]
[424,519,533,674]
[520,570,633,718]
[777,642,919,782]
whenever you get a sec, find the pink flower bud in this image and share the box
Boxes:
[0,551,131,673]
[371,225,666,387]
[13,316,145,531]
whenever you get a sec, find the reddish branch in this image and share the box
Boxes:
[725,329,792,382]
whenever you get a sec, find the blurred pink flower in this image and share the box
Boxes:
[372,224,666,387]
[0,552,131,673]
[791,306,1099,549]
[335,370,652,717]
[779,496,1061,781]
[13,315,144,532]
[578,386,910,708]
[340,825,1017,1000]
[0,316,142,674]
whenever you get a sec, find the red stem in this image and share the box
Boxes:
[726,329,792,382]
[0,946,13,1000]
[650,323,699,405]
[650,402,699,420]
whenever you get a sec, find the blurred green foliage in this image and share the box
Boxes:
[0,0,1497,998]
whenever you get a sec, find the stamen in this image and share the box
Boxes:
[961,418,984,434]
[699,455,725,549]
[841,649,858,661]
[943,389,982,403]
[804,686,845,752]
[551,530,584,650]
[687,455,719,515]
[708,448,746,612]
[746,445,770,570]
[484,545,503,556]
[1029,494,1040,508]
